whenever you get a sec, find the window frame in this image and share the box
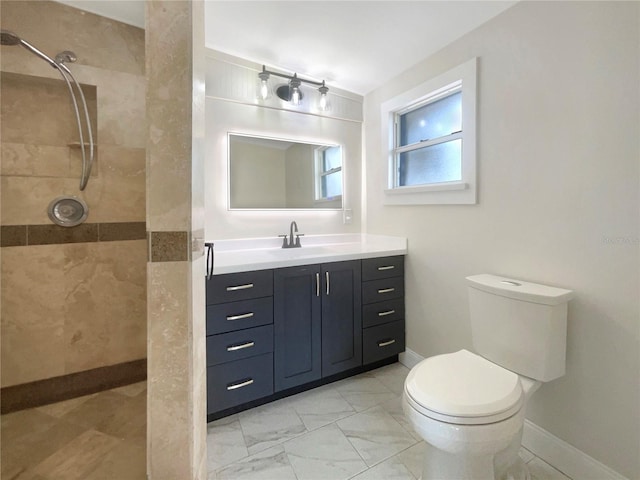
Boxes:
[381,58,477,205]
[314,145,343,203]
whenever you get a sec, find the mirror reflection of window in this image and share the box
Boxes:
[228,133,343,210]
[315,146,342,202]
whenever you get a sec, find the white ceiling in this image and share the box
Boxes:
[55,1,516,95]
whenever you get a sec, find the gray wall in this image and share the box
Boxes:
[364,2,639,478]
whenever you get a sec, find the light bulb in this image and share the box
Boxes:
[256,67,272,101]
[291,86,302,105]
[318,82,330,111]
[289,75,302,106]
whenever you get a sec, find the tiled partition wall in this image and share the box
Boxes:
[146,1,207,478]
[0,1,146,406]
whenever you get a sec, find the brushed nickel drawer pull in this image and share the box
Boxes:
[226,283,254,291]
[326,271,330,295]
[378,309,396,317]
[316,273,320,297]
[226,312,254,321]
[378,288,395,294]
[227,379,254,390]
[226,341,255,352]
[378,339,396,347]
[377,265,395,271]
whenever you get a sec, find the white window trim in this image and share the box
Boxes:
[381,57,477,205]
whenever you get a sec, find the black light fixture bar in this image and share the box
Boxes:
[260,65,324,87]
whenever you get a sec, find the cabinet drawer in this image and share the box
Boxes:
[206,270,273,305]
[207,324,273,367]
[362,256,404,281]
[363,320,405,365]
[206,297,273,335]
[363,298,405,328]
[362,277,404,304]
[207,353,274,414]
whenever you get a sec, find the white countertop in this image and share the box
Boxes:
[210,234,407,274]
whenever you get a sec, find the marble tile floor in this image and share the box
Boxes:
[0,365,574,480]
[207,362,573,480]
[1,381,146,480]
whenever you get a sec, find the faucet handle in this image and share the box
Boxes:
[294,233,304,247]
[278,234,289,248]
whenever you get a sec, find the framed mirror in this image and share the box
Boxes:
[228,133,343,210]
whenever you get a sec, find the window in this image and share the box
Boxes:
[381,58,477,205]
[315,145,342,202]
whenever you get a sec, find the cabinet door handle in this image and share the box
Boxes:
[378,309,396,317]
[226,378,254,391]
[205,242,214,280]
[378,339,396,347]
[377,265,395,271]
[316,273,320,297]
[226,312,254,321]
[226,283,254,291]
[325,271,330,295]
[226,341,255,352]
[378,287,395,294]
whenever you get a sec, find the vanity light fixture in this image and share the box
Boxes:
[257,65,330,111]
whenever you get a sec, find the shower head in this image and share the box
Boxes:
[0,29,57,68]
[0,29,21,46]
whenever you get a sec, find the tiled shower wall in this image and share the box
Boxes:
[0,1,146,388]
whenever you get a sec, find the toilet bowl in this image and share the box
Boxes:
[403,274,573,480]
[403,349,540,480]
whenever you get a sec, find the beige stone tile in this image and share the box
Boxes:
[93,389,147,441]
[74,146,145,223]
[62,241,146,373]
[0,175,67,225]
[110,381,147,398]
[0,1,144,76]
[31,429,120,480]
[0,245,66,386]
[0,72,81,146]
[36,393,99,419]
[1,143,70,178]
[1,409,87,478]
[147,261,192,478]
[83,436,146,480]
[59,391,128,431]
[94,71,146,148]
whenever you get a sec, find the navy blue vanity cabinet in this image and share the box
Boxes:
[321,260,362,377]
[273,265,322,391]
[206,270,274,416]
[361,256,406,364]
[273,260,362,391]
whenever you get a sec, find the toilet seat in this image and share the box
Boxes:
[405,349,524,425]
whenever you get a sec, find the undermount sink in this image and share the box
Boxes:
[266,244,343,257]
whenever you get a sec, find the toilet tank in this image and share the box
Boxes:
[466,274,573,382]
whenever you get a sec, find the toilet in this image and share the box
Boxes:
[403,274,573,480]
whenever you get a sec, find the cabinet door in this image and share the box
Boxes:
[321,260,362,377]
[274,265,322,391]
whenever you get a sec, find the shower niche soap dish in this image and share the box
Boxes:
[47,196,88,227]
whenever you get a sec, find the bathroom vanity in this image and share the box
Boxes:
[205,234,407,420]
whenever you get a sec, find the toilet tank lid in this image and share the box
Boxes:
[466,274,573,306]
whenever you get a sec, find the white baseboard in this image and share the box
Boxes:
[399,348,424,369]
[398,349,627,480]
[522,420,628,480]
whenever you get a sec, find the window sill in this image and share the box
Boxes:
[383,181,475,205]
[384,182,467,195]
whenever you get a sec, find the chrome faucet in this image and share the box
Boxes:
[280,221,303,248]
